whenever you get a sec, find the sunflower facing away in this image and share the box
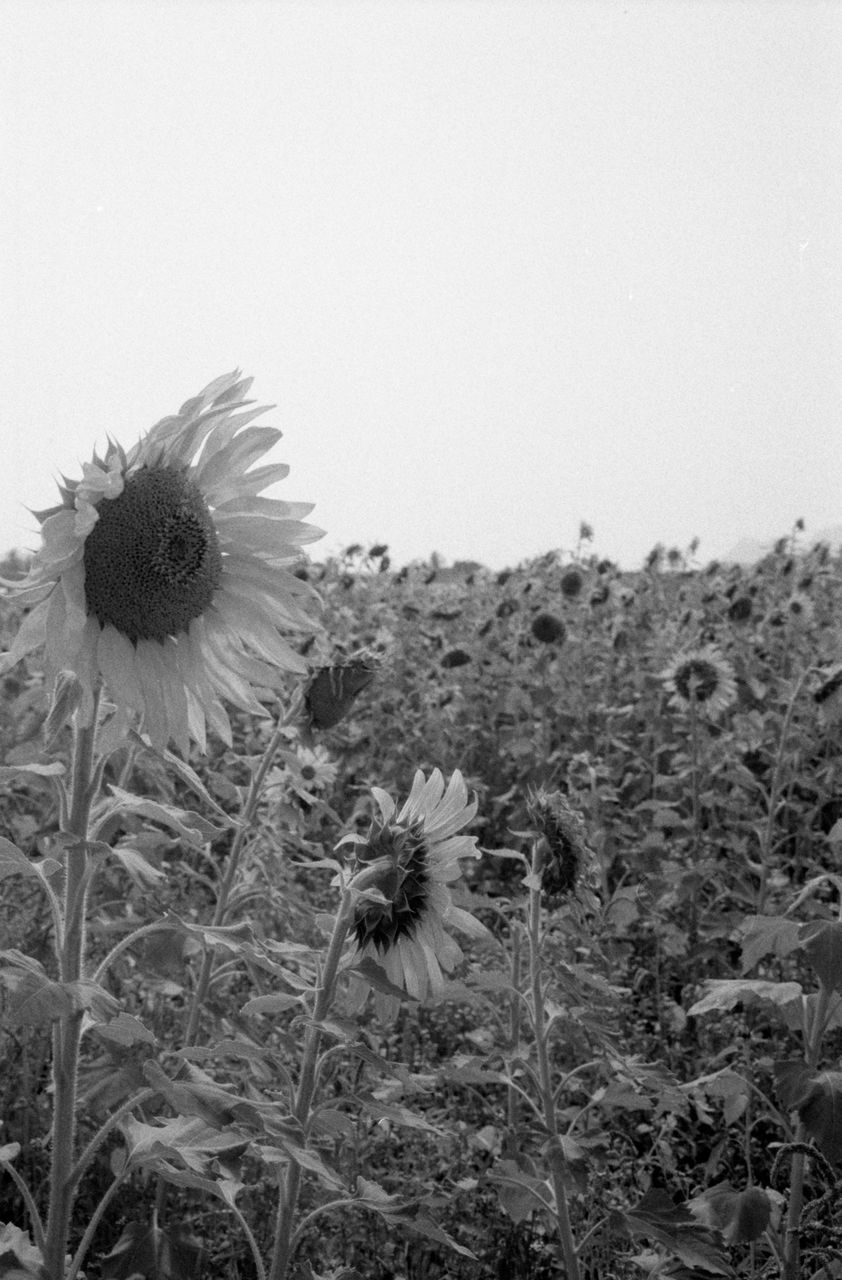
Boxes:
[341,769,489,1018]
[0,372,323,752]
[662,645,737,716]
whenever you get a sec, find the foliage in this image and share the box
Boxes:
[1,526,842,1279]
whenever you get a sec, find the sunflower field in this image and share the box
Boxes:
[1,381,842,1280]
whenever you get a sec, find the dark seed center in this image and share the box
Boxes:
[83,465,222,644]
[676,659,718,702]
[353,822,430,952]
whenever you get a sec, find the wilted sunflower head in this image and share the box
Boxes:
[0,371,324,752]
[526,788,594,907]
[340,769,489,1016]
[662,646,737,716]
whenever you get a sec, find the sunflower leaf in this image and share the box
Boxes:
[103,787,226,845]
[131,730,238,827]
[0,952,120,1027]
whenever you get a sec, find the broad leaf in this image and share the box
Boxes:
[241,992,302,1016]
[0,952,119,1027]
[486,1159,554,1225]
[101,787,225,845]
[690,1182,773,1244]
[800,920,842,994]
[688,979,803,1024]
[776,1062,842,1161]
[739,915,802,972]
[109,843,167,888]
[99,1219,202,1280]
[0,1222,43,1278]
[620,1189,736,1275]
[92,1012,157,1048]
[123,1114,250,1176]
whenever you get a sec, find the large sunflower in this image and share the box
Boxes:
[0,371,323,752]
[341,769,489,1018]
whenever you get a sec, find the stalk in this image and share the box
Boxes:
[527,851,580,1280]
[183,703,296,1046]
[782,979,831,1280]
[268,863,384,1280]
[42,690,102,1279]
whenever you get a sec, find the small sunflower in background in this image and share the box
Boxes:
[341,769,489,1018]
[662,646,737,716]
[559,568,584,600]
[784,592,814,626]
[531,612,566,644]
[0,372,323,752]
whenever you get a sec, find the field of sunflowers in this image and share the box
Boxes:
[1,378,841,1280]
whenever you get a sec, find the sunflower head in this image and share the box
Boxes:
[82,464,223,643]
[531,612,566,645]
[350,817,430,952]
[0,372,324,752]
[662,646,737,716]
[727,596,753,625]
[526,788,594,907]
[559,568,584,600]
[340,769,488,1016]
[784,592,814,625]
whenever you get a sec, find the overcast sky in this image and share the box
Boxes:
[2,1,840,570]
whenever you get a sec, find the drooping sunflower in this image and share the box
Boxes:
[526,787,595,908]
[0,371,323,752]
[341,769,489,1018]
[662,645,737,716]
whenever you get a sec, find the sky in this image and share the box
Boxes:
[2,0,840,571]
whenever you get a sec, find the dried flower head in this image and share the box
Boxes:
[526,788,594,907]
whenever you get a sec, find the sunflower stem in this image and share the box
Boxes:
[43,688,102,1280]
[507,924,523,1136]
[688,695,701,957]
[527,846,581,1280]
[756,667,811,914]
[268,885,356,1280]
[183,703,295,1046]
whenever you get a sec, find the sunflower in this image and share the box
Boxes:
[559,568,584,600]
[0,372,323,752]
[531,612,566,644]
[526,788,594,907]
[662,646,737,716]
[341,769,489,1018]
[784,592,814,625]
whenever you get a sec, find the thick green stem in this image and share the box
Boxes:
[688,697,701,954]
[507,926,522,1135]
[528,856,580,1280]
[43,692,101,1279]
[268,883,358,1280]
[782,979,831,1279]
[757,668,811,914]
[183,708,294,1046]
